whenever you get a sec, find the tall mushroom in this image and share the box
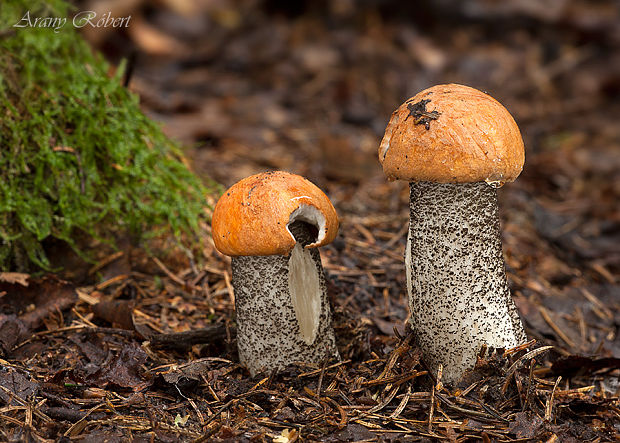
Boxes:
[379,84,527,384]
[211,171,339,375]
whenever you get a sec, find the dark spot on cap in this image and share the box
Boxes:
[247,185,258,200]
[405,99,440,130]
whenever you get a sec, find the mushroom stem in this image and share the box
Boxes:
[232,221,338,376]
[406,181,526,384]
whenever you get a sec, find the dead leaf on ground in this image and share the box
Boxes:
[508,411,544,439]
[88,342,149,390]
[0,275,76,330]
[0,272,29,286]
[0,368,38,407]
[0,315,28,356]
[551,355,620,377]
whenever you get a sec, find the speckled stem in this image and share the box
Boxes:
[406,182,527,384]
[231,246,338,376]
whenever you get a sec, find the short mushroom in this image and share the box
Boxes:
[211,171,339,375]
[379,84,528,384]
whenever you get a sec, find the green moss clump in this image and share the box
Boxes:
[0,1,215,270]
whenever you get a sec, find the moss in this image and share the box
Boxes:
[0,1,216,270]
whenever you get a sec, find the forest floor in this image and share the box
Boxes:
[1,0,619,441]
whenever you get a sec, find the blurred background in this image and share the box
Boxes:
[76,0,619,352]
[79,0,620,192]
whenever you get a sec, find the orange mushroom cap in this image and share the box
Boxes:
[379,84,525,184]
[212,171,339,256]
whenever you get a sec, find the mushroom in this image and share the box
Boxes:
[379,84,528,384]
[211,171,340,375]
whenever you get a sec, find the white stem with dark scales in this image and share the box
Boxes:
[231,221,338,376]
[406,181,527,384]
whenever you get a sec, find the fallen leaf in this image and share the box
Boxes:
[551,355,620,377]
[371,316,406,336]
[508,411,544,439]
[88,342,149,390]
[273,428,297,443]
[0,272,29,286]
[0,368,37,406]
[0,315,28,356]
[326,423,376,442]
[174,413,190,427]
[161,360,211,384]
[0,275,76,330]
[128,16,188,56]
